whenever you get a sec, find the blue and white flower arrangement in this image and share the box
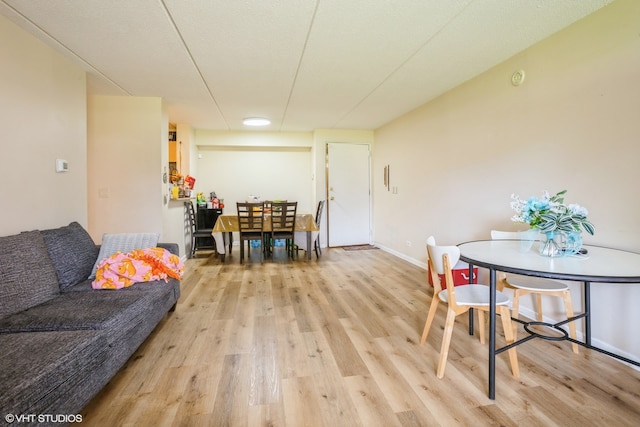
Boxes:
[510,190,595,235]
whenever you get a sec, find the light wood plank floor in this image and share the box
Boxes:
[82,246,640,426]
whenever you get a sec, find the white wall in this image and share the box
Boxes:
[196,147,312,212]
[194,130,315,214]
[0,14,87,236]
[373,0,640,362]
[87,95,166,241]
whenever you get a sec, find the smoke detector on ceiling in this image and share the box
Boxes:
[511,70,525,86]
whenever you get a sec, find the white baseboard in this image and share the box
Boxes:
[376,243,427,269]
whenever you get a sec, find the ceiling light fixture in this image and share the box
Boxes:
[243,117,271,126]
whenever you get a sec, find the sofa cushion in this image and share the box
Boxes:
[41,222,99,290]
[89,232,160,279]
[0,231,60,319]
[0,330,108,417]
[0,287,174,333]
[62,277,181,304]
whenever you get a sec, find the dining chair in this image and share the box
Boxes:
[314,200,325,258]
[490,230,579,353]
[421,237,520,379]
[236,202,266,263]
[269,201,297,258]
[263,199,285,253]
[185,200,215,258]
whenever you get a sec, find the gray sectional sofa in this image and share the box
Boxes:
[0,222,181,426]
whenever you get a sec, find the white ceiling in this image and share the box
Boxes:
[1,0,614,132]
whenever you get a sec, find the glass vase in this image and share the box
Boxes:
[563,231,583,255]
[537,231,583,257]
[538,231,564,257]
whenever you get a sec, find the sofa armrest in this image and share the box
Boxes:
[157,243,179,256]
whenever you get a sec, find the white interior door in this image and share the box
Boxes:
[327,142,371,246]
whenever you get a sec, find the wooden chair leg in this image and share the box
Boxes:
[420,296,440,345]
[437,308,457,378]
[535,293,544,322]
[287,238,294,258]
[477,309,486,345]
[562,290,579,354]
[499,306,520,378]
[512,289,522,338]
[262,237,267,258]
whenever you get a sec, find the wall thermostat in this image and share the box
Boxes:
[56,159,69,172]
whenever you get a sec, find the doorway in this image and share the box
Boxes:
[326,142,371,247]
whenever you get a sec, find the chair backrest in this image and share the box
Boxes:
[427,241,461,306]
[315,200,325,226]
[237,202,265,234]
[271,201,297,233]
[185,201,197,233]
[427,243,461,275]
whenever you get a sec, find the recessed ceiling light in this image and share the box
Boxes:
[243,117,271,126]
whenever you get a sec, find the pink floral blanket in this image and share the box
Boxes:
[92,247,184,290]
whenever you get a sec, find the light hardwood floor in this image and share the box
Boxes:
[82,246,640,426]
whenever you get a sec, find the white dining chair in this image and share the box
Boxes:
[421,237,520,379]
[490,230,579,353]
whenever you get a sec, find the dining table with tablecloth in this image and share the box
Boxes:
[211,213,319,260]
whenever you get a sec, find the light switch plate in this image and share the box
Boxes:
[55,159,69,172]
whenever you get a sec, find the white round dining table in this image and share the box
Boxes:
[457,239,640,400]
